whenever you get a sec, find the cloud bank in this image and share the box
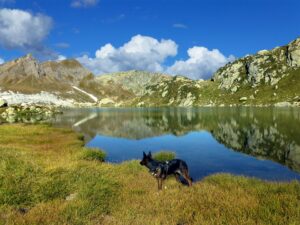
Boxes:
[77,35,178,75]
[0,8,52,52]
[0,57,4,64]
[77,35,233,79]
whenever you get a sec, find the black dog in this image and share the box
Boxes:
[140,151,193,190]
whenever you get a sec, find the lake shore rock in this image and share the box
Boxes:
[0,104,62,123]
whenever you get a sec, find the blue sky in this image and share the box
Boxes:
[0,0,299,79]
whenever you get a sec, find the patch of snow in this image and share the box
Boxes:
[72,86,98,102]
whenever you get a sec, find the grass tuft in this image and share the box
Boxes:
[153,151,176,161]
[80,148,106,162]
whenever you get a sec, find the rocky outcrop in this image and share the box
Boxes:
[287,38,300,67]
[0,54,45,80]
[0,54,93,94]
[0,54,91,84]
[42,59,92,84]
[214,37,300,90]
[138,76,203,106]
[0,104,62,123]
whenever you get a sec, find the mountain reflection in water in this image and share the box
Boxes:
[52,107,300,181]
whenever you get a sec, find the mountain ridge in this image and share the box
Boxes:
[0,37,300,107]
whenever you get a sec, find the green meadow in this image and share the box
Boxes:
[0,124,300,225]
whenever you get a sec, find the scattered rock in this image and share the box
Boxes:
[98,98,115,106]
[162,90,168,97]
[137,101,145,107]
[0,104,62,123]
[257,49,269,55]
[66,193,78,201]
[231,86,238,93]
[239,97,247,102]
[274,102,292,107]
[0,99,8,108]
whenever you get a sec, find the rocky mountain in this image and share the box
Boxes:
[95,37,300,107]
[42,58,92,84]
[214,38,300,92]
[0,37,300,107]
[0,54,97,105]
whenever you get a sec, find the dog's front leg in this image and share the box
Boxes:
[157,178,162,190]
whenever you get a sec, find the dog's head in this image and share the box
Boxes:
[140,151,152,166]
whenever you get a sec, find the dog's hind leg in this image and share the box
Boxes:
[174,173,181,183]
[182,169,193,187]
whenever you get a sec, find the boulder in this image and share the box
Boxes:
[0,99,8,108]
[231,86,238,93]
[239,97,247,102]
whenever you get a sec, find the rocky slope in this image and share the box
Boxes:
[0,37,300,107]
[214,38,300,92]
[0,54,97,105]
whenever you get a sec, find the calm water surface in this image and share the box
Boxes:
[51,107,300,182]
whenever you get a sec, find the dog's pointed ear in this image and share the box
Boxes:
[148,151,152,158]
[143,151,146,157]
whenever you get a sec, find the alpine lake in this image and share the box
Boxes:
[51,107,300,182]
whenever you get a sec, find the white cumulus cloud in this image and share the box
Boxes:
[0,8,52,51]
[71,0,99,8]
[56,55,67,61]
[166,46,234,79]
[77,34,178,75]
[0,57,4,64]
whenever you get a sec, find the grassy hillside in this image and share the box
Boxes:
[0,124,300,224]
